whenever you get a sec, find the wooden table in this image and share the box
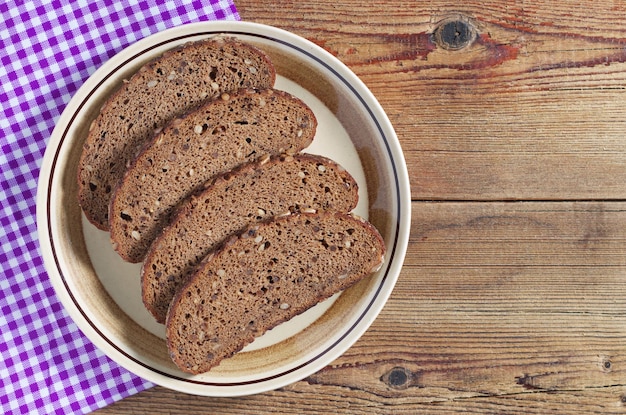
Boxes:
[96,1,626,413]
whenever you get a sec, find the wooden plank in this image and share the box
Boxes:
[317,201,626,403]
[94,384,626,414]
[96,201,626,414]
[239,0,626,200]
[410,201,626,267]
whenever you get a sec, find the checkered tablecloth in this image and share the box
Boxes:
[0,1,239,414]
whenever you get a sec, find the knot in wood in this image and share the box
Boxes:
[434,17,476,50]
[381,366,412,390]
[599,354,613,372]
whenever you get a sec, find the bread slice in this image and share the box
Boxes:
[166,210,386,374]
[78,37,276,230]
[109,88,317,263]
[142,153,359,323]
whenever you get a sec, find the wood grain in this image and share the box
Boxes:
[95,1,626,414]
[238,0,626,201]
[97,202,626,414]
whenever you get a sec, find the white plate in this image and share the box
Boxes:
[37,21,410,396]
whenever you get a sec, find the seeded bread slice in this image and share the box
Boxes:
[78,37,276,230]
[142,153,359,323]
[109,88,317,263]
[166,211,386,374]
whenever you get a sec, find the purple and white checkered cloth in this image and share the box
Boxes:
[0,1,239,414]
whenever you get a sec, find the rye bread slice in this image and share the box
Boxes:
[109,88,317,263]
[166,211,386,374]
[77,37,276,230]
[142,153,359,323]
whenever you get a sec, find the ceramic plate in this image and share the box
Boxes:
[37,21,410,396]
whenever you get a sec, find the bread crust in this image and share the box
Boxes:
[141,153,359,323]
[77,37,276,230]
[165,211,385,374]
[109,88,317,263]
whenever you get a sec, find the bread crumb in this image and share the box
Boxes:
[259,154,270,165]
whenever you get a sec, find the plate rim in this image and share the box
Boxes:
[36,20,411,396]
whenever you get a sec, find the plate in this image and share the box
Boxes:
[36,21,410,396]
